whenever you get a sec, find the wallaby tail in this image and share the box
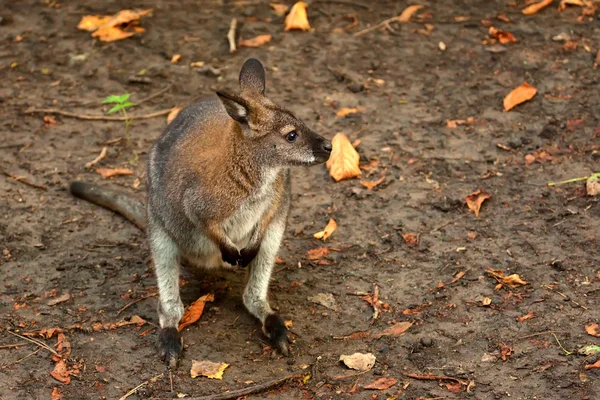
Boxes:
[69,181,147,231]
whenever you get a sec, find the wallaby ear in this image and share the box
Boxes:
[239,58,266,95]
[216,91,249,123]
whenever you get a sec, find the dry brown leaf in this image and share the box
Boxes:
[314,218,337,241]
[78,9,152,42]
[586,174,600,196]
[585,323,600,337]
[488,26,518,44]
[96,168,134,179]
[336,107,364,117]
[50,360,71,384]
[465,189,491,217]
[307,247,330,260]
[190,360,229,379]
[446,117,475,129]
[504,82,537,111]
[326,133,361,181]
[308,292,337,310]
[500,343,512,361]
[487,268,528,287]
[239,34,272,48]
[360,174,385,190]
[516,312,535,322]
[339,353,376,371]
[51,387,62,400]
[77,15,111,31]
[402,233,419,248]
[585,359,600,370]
[48,293,70,306]
[171,54,181,64]
[372,321,413,339]
[364,377,398,390]
[92,315,146,331]
[482,297,492,306]
[559,0,584,11]
[167,107,182,124]
[178,293,215,331]
[284,1,310,31]
[270,3,290,16]
[522,0,554,15]
[398,5,424,22]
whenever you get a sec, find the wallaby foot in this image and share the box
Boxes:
[158,327,182,368]
[264,313,290,356]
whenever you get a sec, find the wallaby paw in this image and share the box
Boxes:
[239,247,259,268]
[158,327,182,368]
[221,247,243,267]
[264,314,290,356]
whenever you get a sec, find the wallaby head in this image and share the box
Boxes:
[216,58,332,167]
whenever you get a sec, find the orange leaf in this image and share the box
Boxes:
[402,233,419,248]
[504,82,537,111]
[307,247,330,260]
[516,312,535,322]
[51,387,62,400]
[465,189,491,217]
[314,218,337,241]
[167,107,182,124]
[336,107,364,117]
[585,359,600,370]
[79,9,153,42]
[372,321,413,339]
[558,0,584,12]
[488,26,518,44]
[178,293,215,331]
[360,174,385,190]
[585,323,600,337]
[92,26,135,42]
[239,34,272,48]
[398,5,424,22]
[171,54,181,64]
[522,0,554,15]
[284,1,310,31]
[446,382,462,393]
[77,15,111,31]
[50,360,71,384]
[487,268,528,287]
[270,3,289,16]
[364,377,398,390]
[500,343,512,361]
[96,168,134,179]
[326,133,361,181]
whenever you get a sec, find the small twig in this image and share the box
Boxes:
[319,0,370,9]
[227,18,238,53]
[85,147,108,169]
[0,143,28,149]
[135,85,172,106]
[512,330,570,341]
[2,171,47,191]
[542,285,588,310]
[547,173,599,187]
[0,343,29,350]
[371,285,380,321]
[120,373,164,400]
[552,333,573,356]
[6,331,59,356]
[354,14,407,37]
[404,372,467,385]
[23,108,172,121]
[150,374,299,400]
[117,292,158,315]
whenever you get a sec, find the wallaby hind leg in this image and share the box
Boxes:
[243,217,290,355]
[150,226,184,368]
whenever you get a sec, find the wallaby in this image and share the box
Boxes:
[70,58,332,367]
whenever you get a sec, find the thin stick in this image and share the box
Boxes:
[23,108,172,121]
[319,0,370,9]
[547,173,598,187]
[227,18,238,53]
[552,333,573,355]
[513,330,570,341]
[354,14,405,37]
[85,147,108,169]
[6,331,59,356]
[15,348,42,364]
[120,373,164,400]
[2,171,47,191]
[0,343,29,350]
[543,285,588,310]
[404,372,466,385]
[135,85,172,106]
[117,293,158,315]
[150,374,299,400]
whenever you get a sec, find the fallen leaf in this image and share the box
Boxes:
[516,312,535,322]
[55,333,71,359]
[51,387,62,400]
[402,303,431,315]
[488,26,518,44]
[239,34,272,48]
[402,233,419,248]
[307,293,337,310]
[446,117,475,129]
[372,321,413,339]
[92,315,147,331]
[167,107,182,124]
[171,54,181,64]
[487,268,528,287]
[340,352,376,371]
[95,365,106,373]
[50,360,71,384]
[522,0,554,15]
[504,82,537,111]
[178,293,215,331]
[92,26,135,42]
[270,3,289,16]
[586,174,600,196]
[465,190,491,217]
[284,1,310,31]
[364,377,398,390]
[190,360,229,379]
[314,218,337,241]
[96,168,134,179]
[482,297,492,306]
[77,15,111,31]
[559,0,584,11]
[499,343,512,361]
[584,359,600,370]
[307,247,330,260]
[446,382,462,393]
[360,174,386,190]
[48,293,70,306]
[284,320,293,328]
[190,61,205,68]
[326,133,361,182]
[579,345,600,355]
[585,323,600,337]
[90,9,153,42]
[336,107,364,117]
[44,115,57,126]
[398,5,424,22]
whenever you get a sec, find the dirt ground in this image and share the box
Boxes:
[1,0,599,399]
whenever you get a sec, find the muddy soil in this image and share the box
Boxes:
[1,1,599,399]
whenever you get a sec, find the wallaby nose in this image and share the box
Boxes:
[322,140,332,153]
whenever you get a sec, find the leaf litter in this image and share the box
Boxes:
[314,218,337,241]
[77,9,153,42]
[326,133,361,182]
[339,352,376,371]
[178,293,215,331]
[465,190,491,217]
[190,360,229,379]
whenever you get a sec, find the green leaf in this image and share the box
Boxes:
[120,101,135,109]
[103,93,130,104]
[107,104,126,114]
[579,345,600,356]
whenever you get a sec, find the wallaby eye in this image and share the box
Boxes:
[286,131,298,143]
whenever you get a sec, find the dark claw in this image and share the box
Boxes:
[158,327,182,368]
[264,314,290,356]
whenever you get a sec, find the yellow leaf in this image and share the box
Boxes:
[239,34,272,48]
[504,82,537,111]
[487,268,528,287]
[270,3,290,16]
[171,54,181,64]
[167,107,182,124]
[285,1,310,31]
[326,133,361,182]
[336,107,364,117]
[190,360,229,380]
[398,5,424,22]
[522,0,554,15]
[92,26,135,42]
[558,0,584,11]
[77,15,111,32]
[465,189,491,217]
[482,297,492,306]
[314,218,337,241]
[80,9,153,42]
